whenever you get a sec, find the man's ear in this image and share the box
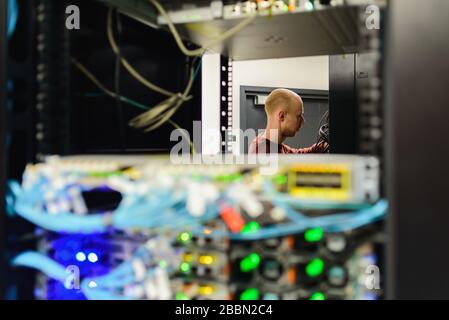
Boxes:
[278,110,285,122]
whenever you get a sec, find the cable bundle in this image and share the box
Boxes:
[12,237,184,300]
[8,175,221,234]
[316,110,330,152]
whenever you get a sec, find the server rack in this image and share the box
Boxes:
[1,0,449,300]
[1,0,384,300]
[0,0,8,299]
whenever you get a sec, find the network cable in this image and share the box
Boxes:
[11,252,68,283]
[81,243,177,298]
[9,166,387,239]
[190,199,388,241]
[127,62,195,132]
[12,239,182,300]
[9,179,218,233]
[106,8,175,98]
[11,251,136,300]
[315,110,329,152]
[148,0,259,57]
[71,58,197,154]
[9,174,387,238]
[107,8,199,136]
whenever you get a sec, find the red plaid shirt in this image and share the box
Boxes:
[249,135,327,154]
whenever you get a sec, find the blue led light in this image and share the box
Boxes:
[43,234,111,300]
[75,252,86,262]
[364,292,378,300]
[88,253,98,263]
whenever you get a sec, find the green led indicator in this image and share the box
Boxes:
[176,292,190,300]
[180,262,191,273]
[309,292,326,300]
[159,260,167,269]
[89,171,122,178]
[305,258,325,277]
[216,173,241,183]
[240,288,260,300]
[304,228,324,243]
[240,253,261,272]
[241,221,261,234]
[178,232,192,244]
[230,173,242,181]
[274,174,288,185]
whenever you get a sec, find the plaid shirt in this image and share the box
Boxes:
[249,135,327,154]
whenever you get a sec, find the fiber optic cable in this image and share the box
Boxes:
[187,200,387,241]
[10,179,218,233]
[11,252,133,300]
[11,252,68,283]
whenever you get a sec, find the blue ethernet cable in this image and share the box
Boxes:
[51,243,178,299]
[234,199,388,240]
[11,252,133,300]
[10,179,221,233]
[11,252,68,283]
[188,199,388,240]
[9,176,386,238]
[11,248,154,300]
[81,284,132,300]
[14,199,109,234]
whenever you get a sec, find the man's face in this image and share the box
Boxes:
[280,101,305,137]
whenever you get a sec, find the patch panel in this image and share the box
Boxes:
[152,1,349,24]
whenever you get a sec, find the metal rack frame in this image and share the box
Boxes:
[0,0,8,299]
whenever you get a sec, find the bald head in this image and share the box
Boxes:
[265,88,303,116]
[264,88,305,139]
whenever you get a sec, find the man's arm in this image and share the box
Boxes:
[283,141,329,154]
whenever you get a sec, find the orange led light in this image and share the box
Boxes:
[287,236,295,249]
[183,254,194,262]
[288,267,297,285]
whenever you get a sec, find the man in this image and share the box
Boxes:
[249,88,328,154]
